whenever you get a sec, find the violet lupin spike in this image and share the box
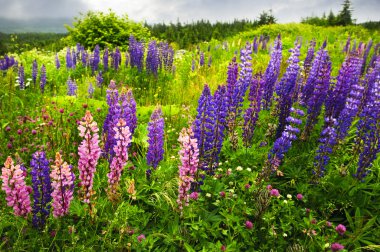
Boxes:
[147,107,165,170]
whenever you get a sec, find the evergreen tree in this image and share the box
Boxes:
[337,0,353,26]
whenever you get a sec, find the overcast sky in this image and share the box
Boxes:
[0,0,378,24]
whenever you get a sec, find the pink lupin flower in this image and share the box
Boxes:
[78,110,101,204]
[1,156,32,217]
[107,119,131,201]
[50,152,75,217]
[177,128,199,214]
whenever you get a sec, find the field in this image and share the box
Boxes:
[0,23,380,251]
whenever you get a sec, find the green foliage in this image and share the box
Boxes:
[65,11,151,49]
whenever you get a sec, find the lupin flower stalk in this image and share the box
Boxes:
[312,117,338,179]
[1,156,32,217]
[92,45,100,73]
[72,49,77,68]
[262,34,282,110]
[253,36,258,54]
[146,41,160,76]
[361,40,372,74]
[112,47,121,71]
[259,108,304,181]
[107,119,131,200]
[103,47,109,71]
[78,110,101,204]
[325,50,363,119]
[301,42,332,140]
[275,41,301,138]
[40,64,46,94]
[18,65,25,90]
[96,71,103,88]
[177,127,199,214]
[147,107,165,170]
[103,80,120,158]
[129,35,144,72]
[55,53,61,69]
[199,51,205,67]
[30,151,51,228]
[336,83,364,141]
[50,152,75,218]
[343,36,351,53]
[359,56,380,114]
[193,84,214,169]
[242,74,264,147]
[67,78,78,96]
[66,47,73,69]
[158,42,174,71]
[88,82,94,98]
[119,88,137,136]
[355,68,380,181]
[32,59,38,86]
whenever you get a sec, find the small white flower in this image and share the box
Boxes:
[217,168,223,172]
[287,194,292,199]
[170,156,176,159]
[324,243,330,248]
[283,233,288,237]
[206,193,212,198]
[225,160,228,163]
[229,181,234,186]
[283,200,288,204]
[218,162,222,166]
[213,177,217,180]
[243,202,246,205]
[229,189,235,193]
[246,168,252,172]
[236,166,243,171]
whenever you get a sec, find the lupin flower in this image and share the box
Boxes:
[107,119,131,200]
[361,39,372,74]
[66,47,73,69]
[260,108,304,180]
[304,39,316,73]
[359,56,380,114]
[158,42,174,71]
[103,81,120,159]
[18,65,25,90]
[129,35,144,72]
[112,47,121,71]
[32,59,38,86]
[177,127,199,214]
[40,64,46,94]
[146,40,160,76]
[72,49,77,68]
[312,117,338,179]
[99,48,107,72]
[88,82,94,98]
[55,53,61,69]
[343,36,351,53]
[355,64,380,181]
[67,78,78,96]
[325,50,363,119]
[50,152,75,217]
[96,71,103,88]
[262,34,282,110]
[119,88,137,136]
[275,41,301,138]
[78,110,101,204]
[92,45,100,73]
[301,42,331,140]
[191,59,195,71]
[147,107,165,169]
[242,74,264,147]
[30,151,51,228]
[1,156,32,217]
[253,36,258,54]
[199,51,205,67]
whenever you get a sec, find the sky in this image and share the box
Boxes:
[0,0,378,24]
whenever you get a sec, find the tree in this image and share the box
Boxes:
[257,10,277,26]
[336,0,353,26]
[327,10,336,26]
[65,11,151,49]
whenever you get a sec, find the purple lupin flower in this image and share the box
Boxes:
[92,45,100,74]
[199,51,205,67]
[193,84,214,170]
[304,40,316,72]
[67,78,78,96]
[260,108,304,180]
[146,40,160,76]
[361,39,372,74]
[30,151,51,228]
[242,74,264,147]
[325,50,363,119]
[147,107,165,169]
[96,71,103,88]
[103,47,109,72]
[129,35,144,72]
[55,53,60,69]
[66,47,73,69]
[312,117,338,179]
[301,42,332,140]
[32,59,38,87]
[18,65,25,90]
[88,82,94,98]
[262,34,282,110]
[368,43,380,69]
[355,66,380,181]
[191,59,195,72]
[359,56,380,114]
[253,36,258,54]
[119,88,137,136]
[81,50,88,66]
[275,41,301,138]
[72,49,77,68]
[158,42,174,71]
[103,80,121,159]
[40,64,46,94]
[343,36,351,53]
[112,47,121,71]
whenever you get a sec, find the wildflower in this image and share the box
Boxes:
[245,220,253,230]
[270,189,280,197]
[220,191,226,198]
[206,193,212,198]
[189,192,199,200]
[331,243,345,252]
[287,194,292,199]
[236,166,243,171]
[137,234,146,242]
[296,194,303,200]
[326,221,332,227]
[147,107,165,170]
[335,224,346,235]
[245,184,251,189]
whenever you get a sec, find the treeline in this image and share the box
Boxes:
[0,32,67,55]
[147,11,276,48]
